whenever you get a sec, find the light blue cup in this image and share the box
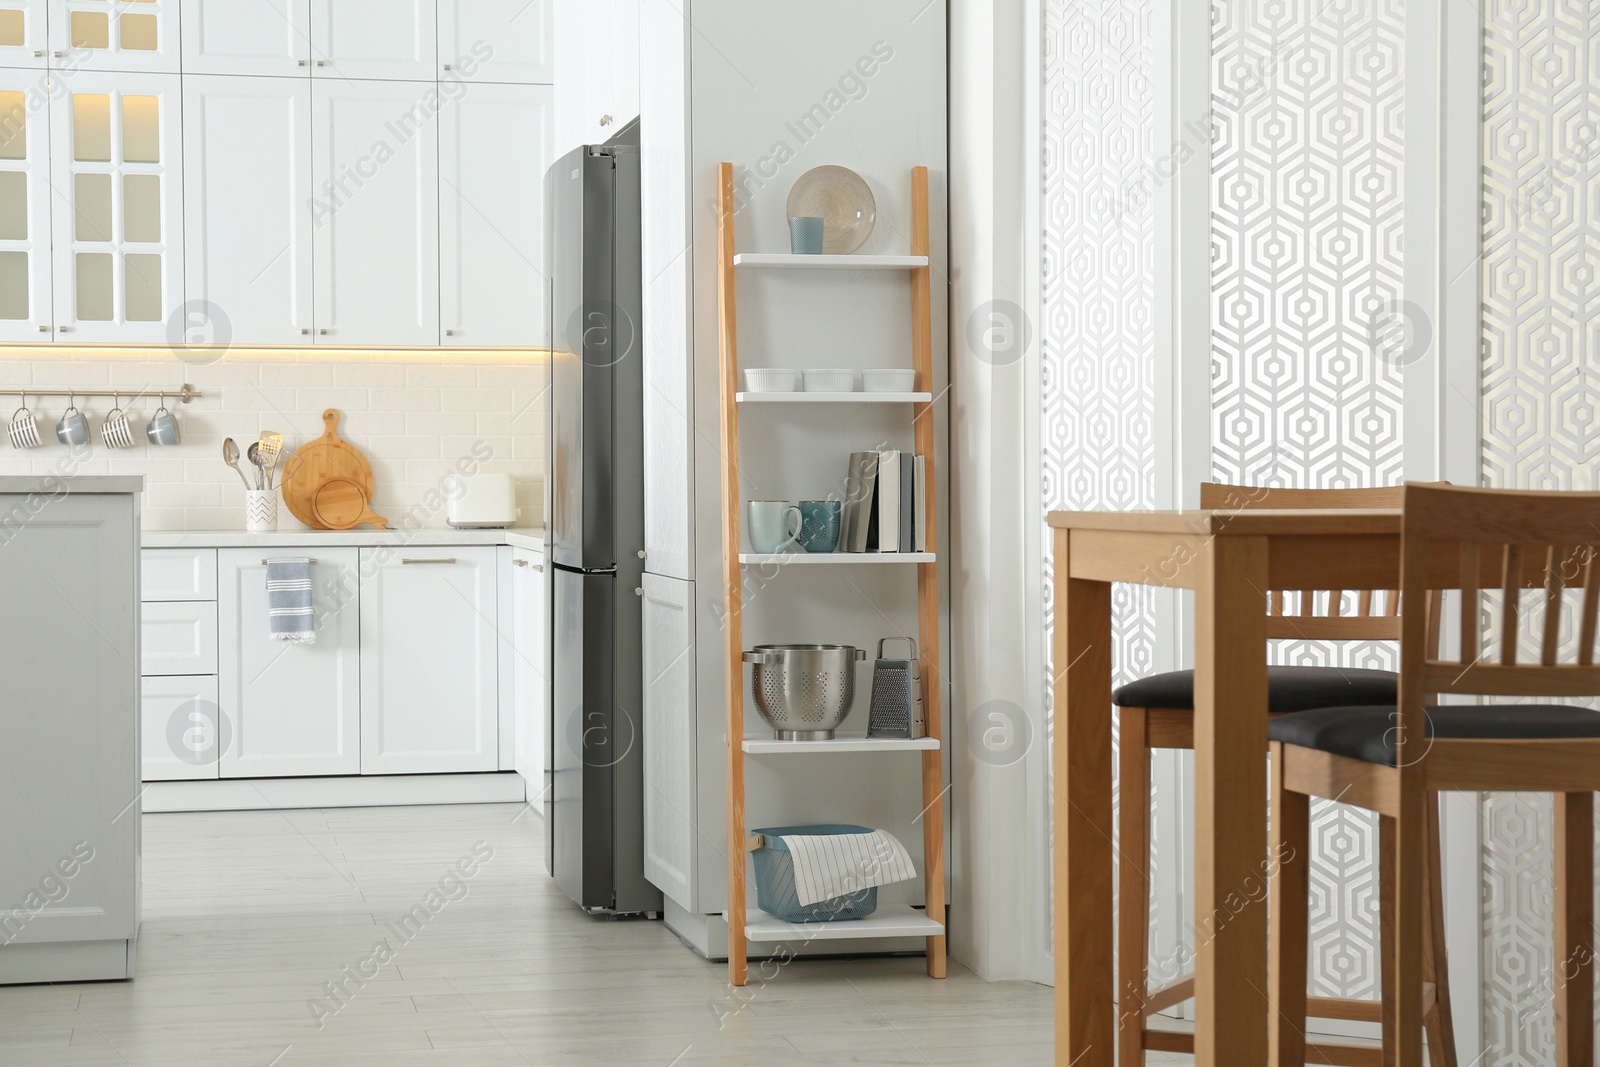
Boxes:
[789,216,824,254]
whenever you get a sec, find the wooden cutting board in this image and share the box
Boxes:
[312,478,389,531]
[282,409,381,530]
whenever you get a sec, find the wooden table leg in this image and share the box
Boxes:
[1191,535,1269,1066]
[1054,529,1114,1067]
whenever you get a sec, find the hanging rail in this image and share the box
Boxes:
[0,385,204,404]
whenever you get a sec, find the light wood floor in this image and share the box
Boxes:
[0,802,1195,1066]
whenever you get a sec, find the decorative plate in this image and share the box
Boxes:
[786,166,876,255]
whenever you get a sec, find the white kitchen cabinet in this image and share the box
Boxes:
[554,0,637,152]
[141,600,218,676]
[439,0,552,84]
[509,546,548,801]
[360,547,499,774]
[439,81,549,347]
[141,548,217,602]
[311,79,439,346]
[0,67,53,340]
[180,0,313,77]
[49,0,179,73]
[141,675,221,781]
[217,549,361,778]
[183,75,314,345]
[49,71,184,342]
[310,0,435,81]
[641,571,694,909]
[0,0,46,68]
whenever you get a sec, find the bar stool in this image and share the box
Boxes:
[1271,484,1600,1067]
[1115,483,1457,1066]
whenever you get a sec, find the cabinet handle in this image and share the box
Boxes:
[297,60,307,67]
[57,325,70,332]
[637,550,646,559]
[512,558,544,571]
[444,329,454,337]
[52,50,62,58]
[37,325,47,333]
[318,328,329,335]
[442,63,452,71]
[402,558,457,565]
[33,50,43,57]
[300,328,310,335]
[600,114,613,126]
[316,59,326,67]
[634,587,644,597]
[261,558,317,565]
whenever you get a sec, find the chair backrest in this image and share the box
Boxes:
[1400,483,1600,702]
[1199,482,1407,642]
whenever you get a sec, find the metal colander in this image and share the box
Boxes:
[742,644,866,740]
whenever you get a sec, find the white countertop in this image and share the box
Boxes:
[143,527,546,551]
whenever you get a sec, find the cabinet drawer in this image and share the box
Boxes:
[142,549,218,602]
[142,602,220,676]
[141,676,222,782]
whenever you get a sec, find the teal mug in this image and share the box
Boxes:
[797,499,842,553]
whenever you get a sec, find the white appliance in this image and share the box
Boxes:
[448,473,521,529]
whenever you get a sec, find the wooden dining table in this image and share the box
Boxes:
[1048,506,1403,1067]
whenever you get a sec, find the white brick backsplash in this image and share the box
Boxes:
[0,353,547,530]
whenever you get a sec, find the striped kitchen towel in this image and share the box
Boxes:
[779,829,918,907]
[265,557,316,644]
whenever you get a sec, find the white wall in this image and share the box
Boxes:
[0,350,547,530]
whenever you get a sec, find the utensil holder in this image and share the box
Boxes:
[245,490,279,533]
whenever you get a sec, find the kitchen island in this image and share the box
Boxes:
[0,476,143,984]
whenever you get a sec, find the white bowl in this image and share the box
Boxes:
[802,369,859,393]
[861,369,917,392]
[743,368,802,393]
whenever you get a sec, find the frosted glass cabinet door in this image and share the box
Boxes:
[180,0,313,76]
[439,82,550,347]
[309,0,435,81]
[310,79,439,345]
[183,75,313,345]
[0,73,53,340]
[48,0,180,73]
[49,71,184,343]
[438,0,552,83]
[0,0,47,67]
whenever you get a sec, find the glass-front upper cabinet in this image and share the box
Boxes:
[48,0,179,73]
[0,0,47,68]
[50,71,183,341]
[0,75,52,339]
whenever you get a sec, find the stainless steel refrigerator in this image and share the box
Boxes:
[545,120,659,915]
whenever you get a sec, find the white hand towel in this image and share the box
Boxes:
[266,557,316,644]
[779,829,917,907]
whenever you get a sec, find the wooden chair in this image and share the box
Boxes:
[1116,483,1457,1067]
[1271,483,1600,1067]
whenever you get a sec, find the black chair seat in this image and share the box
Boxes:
[1113,666,1398,713]
[1268,704,1600,766]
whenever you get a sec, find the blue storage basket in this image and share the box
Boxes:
[750,824,879,923]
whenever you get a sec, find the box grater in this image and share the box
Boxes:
[867,637,926,739]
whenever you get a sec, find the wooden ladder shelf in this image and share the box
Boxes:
[715,162,946,985]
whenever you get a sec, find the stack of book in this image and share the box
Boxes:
[841,451,928,553]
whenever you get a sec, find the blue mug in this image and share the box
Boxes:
[789,216,824,254]
[797,500,842,553]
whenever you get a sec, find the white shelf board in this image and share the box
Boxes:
[739,552,934,565]
[742,735,941,754]
[733,253,928,270]
[736,391,931,404]
[741,906,944,942]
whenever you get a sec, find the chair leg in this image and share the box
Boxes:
[1422,795,1459,1067]
[1117,707,1151,1067]
[1553,792,1594,1067]
[1269,742,1309,1067]
[1391,791,1427,1067]
[1380,815,1396,1067]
